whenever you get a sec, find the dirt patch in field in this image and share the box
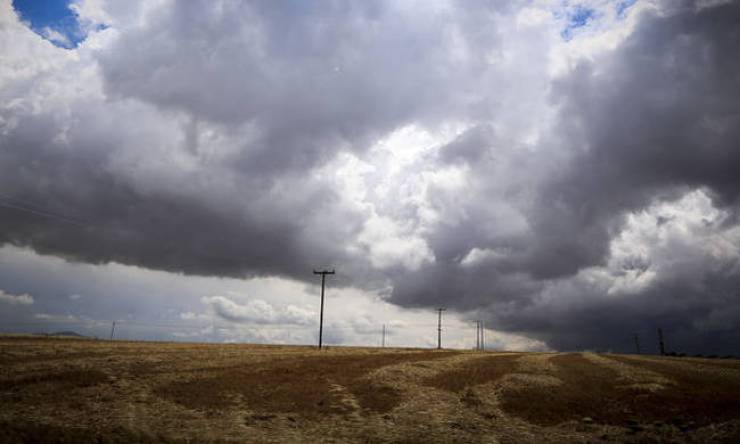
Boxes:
[0,369,108,392]
[500,353,652,426]
[422,353,522,392]
[582,352,670,392]
[655,356,740,374]
[500,353,740,429]
[610,355,740,426]
[0,368,109,419]
[155,351,458,417]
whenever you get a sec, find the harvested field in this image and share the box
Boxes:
[1,336,739,443]
[156,351,456,415]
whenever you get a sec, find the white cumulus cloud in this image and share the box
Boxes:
[0,289,33,305]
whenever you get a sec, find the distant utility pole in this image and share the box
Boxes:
[475,320,480,350]
[634,334,641,354]
[382,324,386,348]
[474,320,486,351]
[481,320,485,351]
[313,269,335,350]
[109,321,116,341]
[657,328,666,356]
[436,308,446,349]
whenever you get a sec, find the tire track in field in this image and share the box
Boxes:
[368,352,593,444]
[607,354,740,425]
[616,354,740,381]
[583,353,671,392]
[500,353,563,390]
[362,352,521,443]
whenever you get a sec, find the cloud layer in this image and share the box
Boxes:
[1,0,739,354]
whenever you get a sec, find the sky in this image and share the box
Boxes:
[1,0,739,354]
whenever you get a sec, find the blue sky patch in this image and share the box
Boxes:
[13,0,86,48]
[616,0,638,18]
[560,5,597,41]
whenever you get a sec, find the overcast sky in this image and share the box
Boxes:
[1,0,739,354]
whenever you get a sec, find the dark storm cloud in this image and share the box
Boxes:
[0,0,509,282]
[0,101,359,280]
[499,0,740,353]
[490,0,740,282]
[491,231,740,356]
[97,1,502,176]
[526,0,740,354]
[387,0,740,354]
[438,124,496,166]
[528,0,740,272]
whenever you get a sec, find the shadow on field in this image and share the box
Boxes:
[0,421,173,444]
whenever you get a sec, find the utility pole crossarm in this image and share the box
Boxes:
[314,270,335,275]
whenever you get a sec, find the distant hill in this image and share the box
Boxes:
[48,331,86,338]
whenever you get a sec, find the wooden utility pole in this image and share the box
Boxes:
[313,269,335,350]
[382,324,386,348]
[657,328,666,355]
[481,320,485,351]
[475,320,480,350]
[109,321,116,341]
[436,308,446,349]
[634,334,641,354]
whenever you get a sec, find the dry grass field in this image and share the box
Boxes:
[1,335,739,443]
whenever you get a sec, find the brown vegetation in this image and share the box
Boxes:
[155,351,457,416]
[499,353,740,430]
[423,353,521,392]
[501,353,649,426]
[1,336,740,443]
[610,355,740,426]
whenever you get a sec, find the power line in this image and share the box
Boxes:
[0,194,88,228]
[1,316,517,351]
[0,319,399,332]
